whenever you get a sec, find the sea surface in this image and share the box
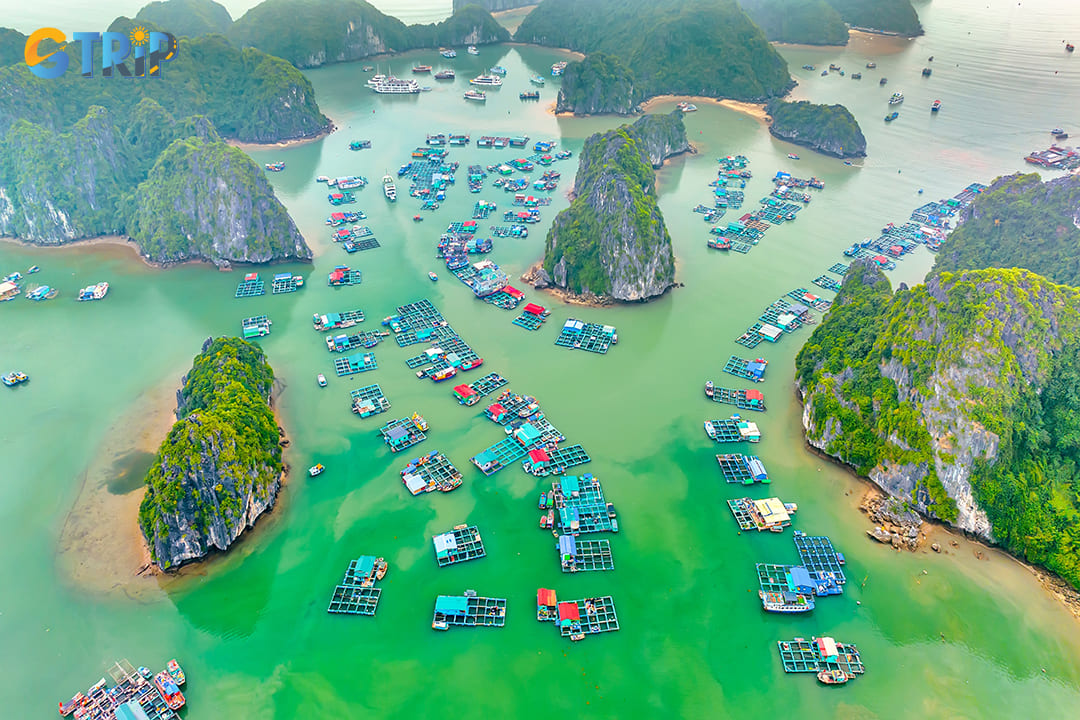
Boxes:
[3,1,1080,718]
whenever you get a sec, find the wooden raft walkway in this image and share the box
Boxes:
[777,638,865,675]
[559,537,614,572]
[235,277,265,298]
[433,594,507,629]
[434,525,486,567]
[794,533,847,583]
[715,454,769,484]
[334,352,377,376]
[559,596,620,637]
[350,383,390,417]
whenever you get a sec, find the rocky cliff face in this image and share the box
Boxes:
[140,338,283,570]
[543,111,689,302]
[555,54,638,116]
[767,100,867,158]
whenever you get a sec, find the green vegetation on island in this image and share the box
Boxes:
[767,100,866,158]
[542,112,689,301]
[0,27,27,67]
[516,0,793,101]
[797,261,1080,589]
[931,173,1080,287]
[136,0,234,38]
[139,337,283,570]
[823,0,922,37]
[555,53,639,115]
[738,0,848,45]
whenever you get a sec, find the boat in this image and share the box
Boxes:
[931,99,942,112]
[519,91,540,100]
[866,61,877,68]
[316,175,330,183]
[153,671,186,711]
[464,89,487,102]
[27,265,39,274]
[370,75,421,94]
[264,161,285,172]
[802,64,815,70]
[429,271,438,281]
[317,373,327,387]
[167,659,185,685]
[880,77,888,85]
[2,371,27,387]
[705,381,714,398]
[851,72,862,80]
[829,63,840,71]
[821,70,827,76]
[383,175,397,202]
[676,102,697,112]
[467,45,479,55]
[538,492,547,509]
[529,74,545,86]
[470,74,502,87]
[787,153,800,160]
[490,65,507,75]
[843,160,854,166]
[760,590,814,613]
[1068,43,1075,52]
[138,667,152,680]
[440,48,457,58]
[817,669,851,685]
[889,91,904,105]
[1055,132,1070,140]
[431,367,457,382]
[309,463,325,477]
[551,61,567,76]
[434,69,455,80]
[411,412,429,431]
[922,67,932,76]
[885,112,899,122]
[77,281,109,301]
[412,65,432,73]
[26,285,57,300]
[704,421,717,440]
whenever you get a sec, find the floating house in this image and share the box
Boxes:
[453,384,480,406]
[537,588,558,621]
[523,448,550,474]
[485,401,507,423]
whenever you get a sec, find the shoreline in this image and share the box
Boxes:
[520,262,614,308]
[503,41,584,61]
[227,119,337,152]
[639,95,772,125]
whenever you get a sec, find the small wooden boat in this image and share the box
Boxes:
[817,669,851,685]
[309,463,325,477]
[931,99,942,112]
[885,112,899,122]
[787,153,799,160]
[866,61,876,68]
[167,659,186,685]
[317,373,327,387]
[429,271,438,281]
[538,492,547,509]
[412,65,432,73]
[27,265,39,274]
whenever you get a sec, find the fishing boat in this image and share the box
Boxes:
[922,67,932,76]
[851,72,862,80]
[2,371,28,387]
[821,70,828,76]
[27,265,39,274]
[817,669,851,685]
[760,590,814,613]
[153,672,186,710]
[77,281,109,301]
[138,667,152,680]
[829,63,841,71]
[538,492,547,509]
[551,61,567,76]
[265,161,285,171]
[1055,132,1070,140]
[529,74,545,86]
[349,140,371,150]
[316,175,331,183]
[519,91,540,100]
[931,99,942,112]
[309,463,325,477]
[802,64,815,70]
[1052,127,1065,134]
[705,381,714,398]
[383,175,397,202]
[843,160,854,166]
[167,659,186,685]
[1068,43,1075,52]
[490,65,507,75]
[440,48,457,58]
[412,65,432,73]
[787,153,800,160]
[866,61,877,68]
[880,77,888,85]
[434,69,455,80]
[317,373,327,387]
[26,285,57,300]
[467,45,479,55]
[370,75,421,94]
[889,91,904,105]
[676,102,697,112]
[470,73,502,87]
[885,112,899,122]
[428,271,438,281]
[464,89,487,102]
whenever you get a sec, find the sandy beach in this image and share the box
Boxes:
[227,119,337,152]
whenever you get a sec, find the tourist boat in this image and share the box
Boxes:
[383,175,397,202]
[167,659,185,685]
[309,463,325,477]
[440,48,457,58]
[429,271,438,281]
[490,65,507,75]
[370,75,421,94]
[2,371,28,387]
[265,161,285,171]
[787,153,800,160]
[349,140,371,150]
[467,45,479,55]
[802,64,815,70]
[817,669,851,685]
[931,99,942,112]
[77,281,109,301]
[551,61,567,76]
[153,671,186,710]
[530,74,545,86]
[470,73,502,86]
[26,285,57,300]
[885,112,899,122]
[705,381,715,398]
[889,91,904,104]
[676,102,697,112]
[866,61,877,68]
[519,91,540,100]
[1052,127,1065,135]
[879,77,888,85]
[707,237,731,250]
[464,89,487,102]
[27,265,39,274]
[435,69,455,80]
[760,590,814,613]
[412,65,432,73]
[922,67,932,76]
[316,175,330,183]
[317,373,327,387]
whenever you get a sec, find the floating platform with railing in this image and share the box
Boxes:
[558,535,614,572]
[777,637,864,676]
[351,383,390,417]
[334,352,377,376]
[402,451,463,494]
[434,525,486,567]
[793,532,847,583]
[432,592,506,629]
[235,273,265,298]
[715,454,769,484]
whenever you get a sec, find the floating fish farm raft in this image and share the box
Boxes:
[326,329,387,352]
[523,443,591,477]
[735,298,816,347]
[452,372,507,405]
[723,356,767,382]
[433,525,486,567]
[553,596,620,639]
[235,273,265,298]
[314,309,365,331]
[328,266,363,286]
[715,454,769,484]
[327,556,387,616]
[828,263,849,276]
[777,637,865,677]
[481,285,525,310]
[432,593,506,629]
[241,315,272,339]
[334,352,377,376]
[793,532,847,583]
[471,413,566,475]
[787,288,832,312]
[558,535,614,572]
[554,319,617,354]
[271,273,304,294]
[727,497,796,532]
[757,564,816,613]
[705,416,761,443]
[549,474,619,535]
[757,563,843,599]
[707,385,766,411]
[512,303,549,330]
[812,274,843,292]
[380,414,427,452]
[57,659,187,720]
[351,383,390,417]
[344,236,380,253]
[401,451,463,494]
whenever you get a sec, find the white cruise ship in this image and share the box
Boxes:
[370,76,421,94]
[469,74,503,87]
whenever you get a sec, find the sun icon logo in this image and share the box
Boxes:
[129,26,149,47]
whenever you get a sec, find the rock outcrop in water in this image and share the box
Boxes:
[543,111,690,302]
[766,100,866,158]
[139,337,284,570]
[555,54,639,116]
[796,260,1080,589]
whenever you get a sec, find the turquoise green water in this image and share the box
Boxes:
[4,1,1080,718]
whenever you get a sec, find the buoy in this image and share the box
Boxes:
[856,600,861,606]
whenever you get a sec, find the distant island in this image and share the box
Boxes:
[767,100,866,158]
[555,53,639,116]
[738,0,848,45]
[452,0,535,12]
[140,337,285,571]
[930,173,1080,286]
[797,260,1080,590]
[136,0,233,37]
[537,111,690,303]
[516,0,793,103]
[825,0,923,37]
